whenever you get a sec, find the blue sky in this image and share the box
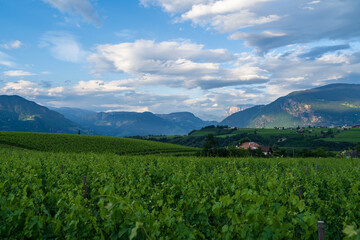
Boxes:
[1,0,359,120]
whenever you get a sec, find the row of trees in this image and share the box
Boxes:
[199,134,342,158]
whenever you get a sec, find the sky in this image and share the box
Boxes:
[0,0,359,121]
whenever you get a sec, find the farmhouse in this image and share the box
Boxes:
[237,142,273,156]
[261,146,274,156]
[277,137,287,143]
[237,141,260,150]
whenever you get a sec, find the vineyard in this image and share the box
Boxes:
[0,131,196,156]
[1,147,360,239]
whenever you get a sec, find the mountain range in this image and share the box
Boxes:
[221,83,360,128]
[1,83,359,136]
[55,110,217,137]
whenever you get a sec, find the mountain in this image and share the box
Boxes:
[0,96,216,136]
[77,112,183,137]
[51,107,96,125]
[156,112,218,132]
[0,95,90,133]
[70,111,218,137]
[225,104,255,116]
[221,84,360,128]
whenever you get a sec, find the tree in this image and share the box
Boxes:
[240,137,251,145]
[356,145,360,153]
[203,134,217,156]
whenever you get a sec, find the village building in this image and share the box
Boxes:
[237,142,273,156]
[297,128,305,133]
[237,141,260,150]
[261,146,274,156]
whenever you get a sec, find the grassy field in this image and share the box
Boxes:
[0,131,197,156]
[217,128,298,138]
[323,128,360,143]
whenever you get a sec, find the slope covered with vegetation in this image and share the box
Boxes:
[0,131,196,155]
[135,126,360,153]
[0,148,359,239]
[0,95,89,134]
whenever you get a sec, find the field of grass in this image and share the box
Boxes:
[218,128,300,139]
[323,128,360,143]
[0,131,197,155]
[1,146,360,239]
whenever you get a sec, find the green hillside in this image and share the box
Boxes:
[0,95,90,134]
[0,131,197,155]
[138,126,360,152]
[322,128,360,143]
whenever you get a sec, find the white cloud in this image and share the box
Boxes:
[180,0,279,33]
[72,80,134,94]
[1,40,22,50]
[248,45,360,99]
[43,0,102,27]
[144,0,279,33]
[140,0,209,13]
[87,39,267,89]
[316,54,350,64]
[4,70,36,77]
[40,31,87,63]
[0,80,41,98]
[0,51,15,67]
[0,79,133,103]
[104,106,150,113]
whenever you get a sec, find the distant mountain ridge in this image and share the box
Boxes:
[221,84,360,128]
[55,109,218,137]
[1,97,217,136]
[0,95,90,133]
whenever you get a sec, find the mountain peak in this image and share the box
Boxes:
[0,95,89,133]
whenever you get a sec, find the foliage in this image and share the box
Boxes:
[202,134,218,156]
[134,127,359,152]
[1,148,360,239]
[239,137,252,145]
[299,147,336,158]
[0,131,196,156]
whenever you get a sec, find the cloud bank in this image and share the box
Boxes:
[144,0,360,52]
[3,70,36,77]
[1,40,22,50]
[87,39,268,89]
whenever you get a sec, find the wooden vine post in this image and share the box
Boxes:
[298,185,302,200]
[318,221,325,240]
[83,176,87,198]
[61,164,64,174]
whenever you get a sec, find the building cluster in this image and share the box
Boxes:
[236,142,273,156]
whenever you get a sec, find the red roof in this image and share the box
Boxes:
[238,142,260,150]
